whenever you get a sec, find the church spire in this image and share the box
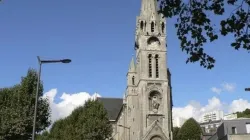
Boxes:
[134,0,165,39]
[140,0,158,18]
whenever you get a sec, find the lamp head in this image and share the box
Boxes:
[245,88,250,91]
[61,59,71,63]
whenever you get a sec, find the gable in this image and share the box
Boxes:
[142,120,169,140]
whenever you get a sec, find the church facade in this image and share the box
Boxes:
[98,0,173,139]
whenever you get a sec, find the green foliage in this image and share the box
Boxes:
[0,68,51,140]
[36,131,50,140]
[158,0,250,69]
[173,127,180,140]
[177,118,202,140]
[45,99,112,140]
[236,108,250,118]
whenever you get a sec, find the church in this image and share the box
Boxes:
[97,0,173,139]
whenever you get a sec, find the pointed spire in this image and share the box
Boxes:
[140,0,158,18]
[128,56,136,72]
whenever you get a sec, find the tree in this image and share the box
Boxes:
[173,127,180,140]
[0,68,51,140]
[177,118,202,140]
[81,99,113,140]
[49,119,68,140]
[48,99,112,140]
[36,131,50,140]
[158,0,250,69]
[236,108,250,118]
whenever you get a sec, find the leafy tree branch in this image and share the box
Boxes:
[158,0,250,69]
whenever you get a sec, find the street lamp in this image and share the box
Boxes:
[117,124,130,140]
[32,56,71,140]
[245,88,250,91]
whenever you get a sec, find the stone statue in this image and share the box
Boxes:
[152,96,160,113]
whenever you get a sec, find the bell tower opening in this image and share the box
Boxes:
[161,22,165,33]
[155,54,159,78]
[148,54,152,78]
[132,76,135,85]
[151,21,155,32]
[140,21,144,30]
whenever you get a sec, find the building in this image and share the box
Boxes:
[200,110,224,123]
[223,113,238,120]
[173,117,186,128]
[208,118,250,140]
[202,133,215,140]
[200,120,223,134]
[98,0,173,140]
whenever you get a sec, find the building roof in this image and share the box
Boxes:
[200,120,222,125]
[222,118,250,123]
[97,97,123,121]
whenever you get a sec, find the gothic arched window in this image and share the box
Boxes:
[151,22,154,32]
[161,22,165,33]
[132,76,135,85]
[148,54,152,78]
[140,21,144,30]
[155,54,159,78]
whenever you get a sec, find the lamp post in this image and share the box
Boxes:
[32,56,71,140]
[117,124,130,140]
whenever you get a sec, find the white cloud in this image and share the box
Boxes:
[173,97,250,123]
[228,99,250,113]
[221,82,236,92]
[211,82,236,94]
[42,89,101,123]
[173,97,223,121]
[211,87,222,94]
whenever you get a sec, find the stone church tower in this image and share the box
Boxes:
[98,0,173,139]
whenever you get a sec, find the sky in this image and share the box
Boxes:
[1,0,250,124]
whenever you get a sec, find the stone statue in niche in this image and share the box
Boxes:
[149,90,162,113]
[152,96,160,113]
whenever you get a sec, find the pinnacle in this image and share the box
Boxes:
[128,57,136,72]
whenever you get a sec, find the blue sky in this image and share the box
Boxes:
[1,0,250,120]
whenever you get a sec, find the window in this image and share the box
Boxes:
[246,123,250,133]
[140,21,144,30]
[155,55,159,78]
[161,22,165,33]
[232,127,237,134]
[132,76,135,85]
[148,54,152,77]
[151,22,154,32]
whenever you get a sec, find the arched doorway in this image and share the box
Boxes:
[150,135,162,140]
